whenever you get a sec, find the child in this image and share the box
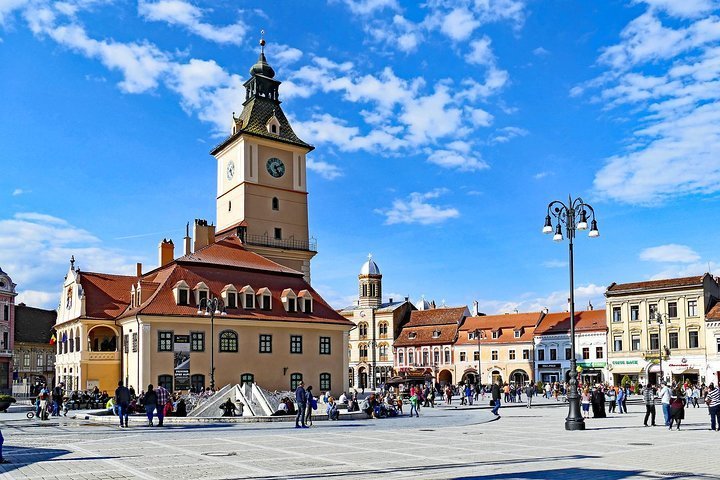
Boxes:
[409,393,419,417]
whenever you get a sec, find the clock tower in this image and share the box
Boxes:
[211,37,316,282]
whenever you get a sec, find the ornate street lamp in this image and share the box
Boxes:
[543,196,599,431]
[650,312,670,385]
[474,328,484,388]
[197,297,224,390]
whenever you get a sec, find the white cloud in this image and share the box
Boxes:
[477,283,606,315]
[649,261,719,280]
[582,5,720,204]
[490,126,528,144]
[12,188,29,196]
[265,43,303,66]
[638,0,715,19]
[542,259,568,268]
[0,0,27,26]
[640,244,701,263]
[534,171,551,179]
[442,7,480,41]
[138,0,246,45]
[335,0,398,15]
[377,189,460,225]
[16,290,57,309]
[427,149,488,171]
[307,158,343,180]
[0,212,142,308]
[533,46,550,56]
[466,36,494,65]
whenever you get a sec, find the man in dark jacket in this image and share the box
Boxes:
[491,381,501,415]
[115,380,131,428]
[295,381,307,428]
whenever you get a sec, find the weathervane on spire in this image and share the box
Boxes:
[70,255,75,270]
[367,253,373,261]
[260,29,266,53]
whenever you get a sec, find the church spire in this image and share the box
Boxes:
[245,30,279,103]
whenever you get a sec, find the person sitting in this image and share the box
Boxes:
[163,399,174,418]
[174,399,187,417]
[272,398,290,416]
[338,392,348,405]
[219,398,237,417]
[327,397,340,420]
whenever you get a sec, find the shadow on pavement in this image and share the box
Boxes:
[456,467,644,479]
[245,454,600,479]
[0,445,71,473]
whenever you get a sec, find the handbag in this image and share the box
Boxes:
[489,399,495,406]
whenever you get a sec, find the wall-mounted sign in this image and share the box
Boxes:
[539,363,561,368]
[611,360,639,365]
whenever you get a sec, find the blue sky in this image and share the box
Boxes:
[1,0,720,313]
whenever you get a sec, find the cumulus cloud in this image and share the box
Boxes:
[138,0,247,45]
[0,212,143,308]
[12,188,29,196]
[376,189,460,225]
[477,283,606,315]
[640,244,701,263]
[307,158,343,180]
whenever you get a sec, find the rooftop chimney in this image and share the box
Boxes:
[193,219,216,251]
[158,238,174,267]
[588,300,594,311]
[542,307,549,314]
[136,262,142,277]
[183,222,192,256]
[472,300,479,317]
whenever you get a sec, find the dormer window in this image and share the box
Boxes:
[298,290,313,313]
[194,282,210,306]
[240,285,255,309]
[256,287,272,310]
[408,332,417,339]
[492,330,500,339]
[173,280,190,306]
[514,330,522,338]
[281,289,297,313]
[222,284,238,309]
[432,330,441,339]
[130,285,136,308]
[266,114,280,135]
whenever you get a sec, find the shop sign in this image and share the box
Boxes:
[539,363,561,368]
[611,360,639,365]
[577,362,607,368]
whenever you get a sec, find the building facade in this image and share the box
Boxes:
[0,266,16,392]
[53,44,354,394]
[605,274,720,386]
[340,256,414,391]
[393,306,469,386]
[457,312,542,386]
[705,302,720,385]
[533,310,607,385]
[13,304,56,389]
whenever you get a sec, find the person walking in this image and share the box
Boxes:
[143,384,158,427]
[642,384,657,427]
[115,380,131,428]
[491,380,501,416]
[616,386,626,414]
[606,387,616,413]
[705,383,720,431]
[155,384,169,427]
[581,388,591,419]
[295,381,307,428]
[305,386,316,427]
[525,383,535,408]
[464,384,473,406]
[659,382,672,426]
[691,385,700,408]
[669,387,685,430]
[409,392,420,417]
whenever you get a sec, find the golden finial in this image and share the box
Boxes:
[260,29,266,53]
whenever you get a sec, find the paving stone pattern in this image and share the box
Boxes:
[0,399,718,479]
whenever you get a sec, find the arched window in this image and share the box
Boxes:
[240,373,254,385]
[378,321,388,338]
[290,373,303,390]
[348,367,354,388]
[158,374,173,391]
[398,350,404,365]
[69,330,74,352]
[191,374,205,392]
[272,197,279,210]
[358,322,368,339]
[408,350,414,365]
[219,330,238,352]
[433,349,440,365]
[379,343,388,361]
[359,343,368,361]
[319,372,331,391]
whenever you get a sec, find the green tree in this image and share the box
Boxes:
[621,375,631,388]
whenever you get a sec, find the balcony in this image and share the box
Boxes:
[243,233,317,252]
[87,351,120,361]
[643,349,668,360]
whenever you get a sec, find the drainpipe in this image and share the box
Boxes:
[136,314,141,391]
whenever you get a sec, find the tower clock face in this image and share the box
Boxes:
[266,157,285,178]
[226,160,235,180]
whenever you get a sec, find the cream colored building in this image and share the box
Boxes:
[340,256,413,390]
[705,303,720,385]
[605,274,720,386]
[53,43,353,394]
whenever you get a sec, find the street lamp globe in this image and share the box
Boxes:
[553,224,563,242]
[588,219,600,238]
[577,210,588,230]
[542,215,553,234]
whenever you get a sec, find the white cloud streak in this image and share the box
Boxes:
[376,188,460,225]
[640,244,701,263]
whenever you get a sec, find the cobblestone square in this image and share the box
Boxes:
[1,400,717,479]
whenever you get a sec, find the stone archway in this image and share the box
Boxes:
[358,366,367,390]
[509,369,529,386]
[438,369,453,385]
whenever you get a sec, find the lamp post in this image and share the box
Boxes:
[650,312,670,385]
[474,328,483,388]
[197,297,223,391]
[543,195,600,431]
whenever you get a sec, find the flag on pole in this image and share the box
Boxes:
[49,333,56,345]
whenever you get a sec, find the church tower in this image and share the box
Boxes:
[211,35,315,282]
[358,255,382,308]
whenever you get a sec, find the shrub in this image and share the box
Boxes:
[536,381,544,394]
[0,395,16,403]
[621,375,631,388]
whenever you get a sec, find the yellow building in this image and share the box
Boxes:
[340,256,414,390]
[455,312,542,386]
[53,41,353,394]
[605,274,720,385]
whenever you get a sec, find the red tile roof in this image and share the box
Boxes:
[406,307,468,327]
[113,234,351,327]
[394,324,460,347]
[606,275,705,295]
[534,310,607,335]
[707,302,720,320]
[456,312,542,345]
[79,272,135,319]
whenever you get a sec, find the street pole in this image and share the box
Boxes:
[210,305,215,391]
[543,195,599,431]
[475,328,482,388]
